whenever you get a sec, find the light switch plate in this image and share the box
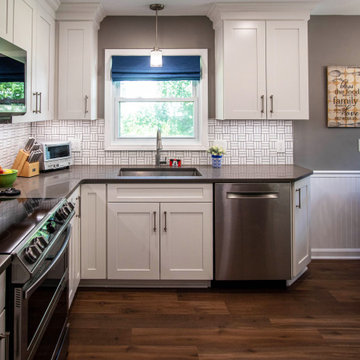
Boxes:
[276,139,286,153]
[69,138,81,152]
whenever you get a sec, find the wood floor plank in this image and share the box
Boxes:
[66,260,360,360]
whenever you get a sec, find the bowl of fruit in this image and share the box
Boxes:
[0,167,18,187]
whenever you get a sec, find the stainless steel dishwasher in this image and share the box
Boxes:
[215,183,291,280]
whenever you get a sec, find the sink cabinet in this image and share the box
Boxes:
[107,184,213,281]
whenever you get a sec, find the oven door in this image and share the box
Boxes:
[13,225,71,360]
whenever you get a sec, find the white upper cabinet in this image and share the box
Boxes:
[266,21,308,120]
[0,0,13,41]
[209,3,312,121]
[223,21,266,120]
[58,21,98,120]
[12,0,55,123]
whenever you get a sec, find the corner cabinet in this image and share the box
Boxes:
[292,176,311,278]
[12,0,55,122]
[68,187,81,308]
[58,21,98,120]
[80,184,106,279]
[107,184,213,281]
[210,3,310,121]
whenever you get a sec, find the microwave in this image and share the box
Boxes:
[40,141,73,171]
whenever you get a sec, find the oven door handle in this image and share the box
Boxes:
[24,225,71,300]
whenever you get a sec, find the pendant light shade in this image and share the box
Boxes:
[150,4,164,68]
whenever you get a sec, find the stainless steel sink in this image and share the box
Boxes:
[118,167,202,177]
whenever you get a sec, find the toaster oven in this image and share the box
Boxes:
[40,141,73,171]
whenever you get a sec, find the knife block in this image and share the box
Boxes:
[18,161,39,178]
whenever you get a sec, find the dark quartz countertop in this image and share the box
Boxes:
[5,164,312,199]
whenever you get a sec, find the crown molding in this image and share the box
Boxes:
[56,2,106,27]
[207,1,320,28]
[37,0,60,17]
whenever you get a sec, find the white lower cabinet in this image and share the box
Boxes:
[68,187,81,307]
[81,184,107,279]
[107,184,213,281]
[107,203,160,280]
[160,202,213,280]
[0,309,5,360]
[292,177,311,278]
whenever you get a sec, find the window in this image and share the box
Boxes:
[105,49,208,151]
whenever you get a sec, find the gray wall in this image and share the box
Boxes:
[294,16,360,170]
[97,16,215,119]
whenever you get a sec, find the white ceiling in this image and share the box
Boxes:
[60,0,360,16]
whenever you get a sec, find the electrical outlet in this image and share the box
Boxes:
[69,138,81,152]
[276,139,286,153]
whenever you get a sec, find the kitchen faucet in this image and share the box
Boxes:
[155,129,166,166]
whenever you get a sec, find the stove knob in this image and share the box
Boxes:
[32,236,48,250]
[24,245,41,264]
[46,222,56,233]
[62,205,71,216]
[55,210,66,223]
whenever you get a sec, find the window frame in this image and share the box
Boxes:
[104,49,208,151]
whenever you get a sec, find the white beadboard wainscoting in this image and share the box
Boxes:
[310,171,360,259]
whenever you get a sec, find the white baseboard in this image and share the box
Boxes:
[311,248,360,259]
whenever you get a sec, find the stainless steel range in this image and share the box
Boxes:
[0,197,74,360]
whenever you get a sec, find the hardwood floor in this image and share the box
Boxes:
[67,260,360,359]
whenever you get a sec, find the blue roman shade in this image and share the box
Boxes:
[0,56,25,82]
[111,55,201,81]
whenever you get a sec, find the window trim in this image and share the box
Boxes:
[104,49,208,151]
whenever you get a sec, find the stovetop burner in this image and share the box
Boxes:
[0,198,62,254]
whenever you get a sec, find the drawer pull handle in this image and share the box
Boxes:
[153,211,157,232]
[261,95,265,113]
[164,211,167,232]
[296,188,301,209]
[270,95,274,113]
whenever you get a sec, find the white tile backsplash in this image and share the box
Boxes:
[0,123,32,168]
[31,119,293,165]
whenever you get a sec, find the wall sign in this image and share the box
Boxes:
[327,66,360,127]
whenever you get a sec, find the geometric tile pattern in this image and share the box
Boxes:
[0,123,32,168]
[31,118,293,165]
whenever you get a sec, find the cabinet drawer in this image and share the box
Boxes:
[108,184,213,203]
[0,272,5,311]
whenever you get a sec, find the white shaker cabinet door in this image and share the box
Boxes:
[107,203,160,280]
[0,309,5,360]
[292,176,311,277]
[0,0,13,41]
[266,20,309,120]
[68,187,81,307]
[223,21,266,120]
[81,184,106,279]
[160,202,213,280]
[58,21,97,120]
[12,0,36,122]
[33,5,55,121]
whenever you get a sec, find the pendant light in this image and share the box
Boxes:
[150,4,164,67]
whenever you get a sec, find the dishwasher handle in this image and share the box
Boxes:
[226,192,279,199]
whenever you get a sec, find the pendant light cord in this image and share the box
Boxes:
[155,8,158,50]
